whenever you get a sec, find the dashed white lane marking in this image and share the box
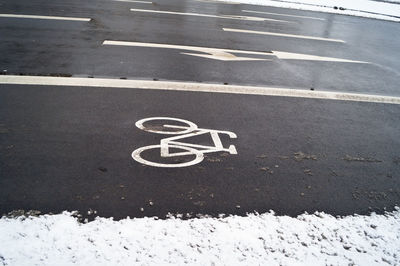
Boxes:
[102,40,366,63]
[223,28,345,43]
[1,75,399,105]
[0,14,91,22]
[114,0,152,3]
[129,8,291,22]
[242,9,325,21]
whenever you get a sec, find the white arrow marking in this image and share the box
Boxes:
[0,14,91,22]
[102,40,368,63]
[223,28,345,43]
[103,40,272,61]
[242,9,325,21]
[130,8,292,22]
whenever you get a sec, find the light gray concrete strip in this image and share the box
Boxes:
[1,75,399,104]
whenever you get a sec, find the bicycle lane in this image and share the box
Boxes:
[1,80,400,220]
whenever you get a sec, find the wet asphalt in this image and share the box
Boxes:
[0,0,400,219]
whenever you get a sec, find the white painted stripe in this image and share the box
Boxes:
[1,75,399,105]
[102,40,367,63]
[196,0,241,4]
[0,14,91,22]
[129,8,291,22]
[223,28,345,43]
[114,0,152,3]
[242,9,325,21]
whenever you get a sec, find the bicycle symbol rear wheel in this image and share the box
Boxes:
[135,117,198,135]
[131,144,204,168]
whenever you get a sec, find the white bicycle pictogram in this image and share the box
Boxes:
[131,117,237,168]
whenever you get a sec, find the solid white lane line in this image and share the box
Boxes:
[129,8,291,22]
[223,28,345,43]
[242,10,325,21]
[1,75,399,105]
[114,0,152,3]
[0,14,91,22]
[102,40,367,63]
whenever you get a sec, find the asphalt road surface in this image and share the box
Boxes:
[1,0,399,220]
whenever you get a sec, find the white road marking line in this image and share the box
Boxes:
[1,75,399,105]
[242,9,325,21]
[196,0,241,4]
[0,14,91,22]
[102,40,367,63]
[223,28,345,43]
[129,8,291,22]
[114,0,152,3]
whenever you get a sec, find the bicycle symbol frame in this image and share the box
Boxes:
[131,117,238,167]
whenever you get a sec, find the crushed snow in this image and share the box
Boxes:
[216,0,400,22]
[0,209,399,265]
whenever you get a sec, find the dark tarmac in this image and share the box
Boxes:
[0,0,399,219]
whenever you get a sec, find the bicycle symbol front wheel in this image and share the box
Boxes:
[131,144,204,168]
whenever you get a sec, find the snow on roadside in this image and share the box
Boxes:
[216,0,400,22]
[0,209,399,265]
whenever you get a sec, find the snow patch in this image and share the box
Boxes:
[216,0,400,22]
[1,209,399,265]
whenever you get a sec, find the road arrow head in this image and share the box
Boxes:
[272,51,369,63]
